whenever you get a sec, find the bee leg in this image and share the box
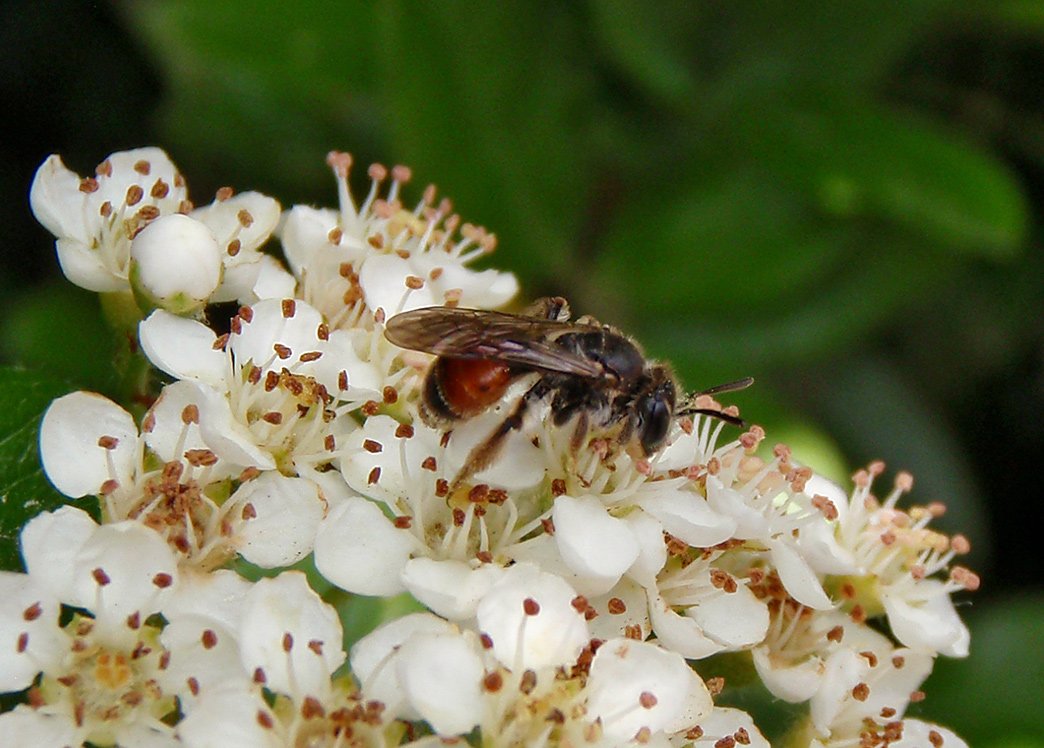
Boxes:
[451,378,553,489]
[568,407,591,458]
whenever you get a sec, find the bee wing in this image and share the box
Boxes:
[384,307,605,378]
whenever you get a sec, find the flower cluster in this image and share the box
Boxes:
[1,147,978,746]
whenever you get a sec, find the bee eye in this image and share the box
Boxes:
[637,394,672,455]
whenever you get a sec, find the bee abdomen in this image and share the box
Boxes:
[422,357,513,424]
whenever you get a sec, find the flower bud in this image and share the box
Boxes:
[129,213,222,315]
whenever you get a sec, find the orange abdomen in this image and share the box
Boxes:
[431,357,513,419]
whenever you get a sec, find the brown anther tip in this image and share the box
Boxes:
[327,151,353,176]
[367,162,387,181]
[522,598,541,616]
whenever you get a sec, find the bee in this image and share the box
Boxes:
[384,297,752,485]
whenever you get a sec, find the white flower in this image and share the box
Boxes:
[830,464,976,657]
[189,190,286,303]
[279,151,518,330]
[39,390,325,570]
[31,148,188,293]
[177,572,395,748]
[129,213,222,314]
[0,507,213,747]
[647,551,769,660]
[314,413,550,618]
[139,298,349,477]
[584,637,712,744]
[475,563,590,672]
[705,446,835,610]
[30,148,283,305]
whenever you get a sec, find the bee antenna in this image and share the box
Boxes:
[678,376,754,428]
[695,376,754,397]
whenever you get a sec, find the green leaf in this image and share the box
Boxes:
[588,0,699,105]
[0,368,78,571]
[2,282,118,394]
[591,169,849,316]
[637,229,956,369]
[733,96,1028,256]
[129,2,387,197]
[703,1,949,92]
[374,2,595,285]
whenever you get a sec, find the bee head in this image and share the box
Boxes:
[635,366,677,455]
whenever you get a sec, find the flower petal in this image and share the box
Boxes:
[314,496,416,596]
[401,558,504,621]
[238,572,344,696]
[395,631,484,736]
[552,495,639,595]
[139,311,228,387]
[475,563,588,672]
[231,473,325,568]
[40,391,138,498]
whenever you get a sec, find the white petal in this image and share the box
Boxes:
[751,645,824,703]
[689,707,770,748]
[446,408,547,490]
[71,520,178,629]
[350,613,457,721]
[623,509,668,587]
[0,571,63,691]
[395,632,484,736]
[689,581,769,650]
[176,682,281,748]
[587,638,709,741]
[705,478,771,539]
[238,572,345,696]
[30,154,88,242]
[552,495,639,595]
[229,298,326,379]
[891,720,968,748]
[20,505,100,602]
[359,253,436,315]
[646,591,724,660]
[475,563,589,671]
[130,214,222,311]
[230,473,325,568]
[40,391,138,498]
[144,380,213,463]
[585,577,651,641]
[798,516,857,575]
[113,720,181,748]
[159,613,247,698]
[143,381,242,481]
[0,705,82,748]
[770,538,833,610]
[882,581,970,657]
[640,490,737,548]
[428,263,519,310]
[240,254,297,304]
[192,191,281,256]
[278,205,342,275]
[56,237,125,291]
[314,496,416,596]
[194,384,276,469]
[401,558,504,620]
[810,648,869,733]
[163,568,254,631]
[139,310,228,386]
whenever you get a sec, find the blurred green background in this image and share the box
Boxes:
[1,1,1041,744]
